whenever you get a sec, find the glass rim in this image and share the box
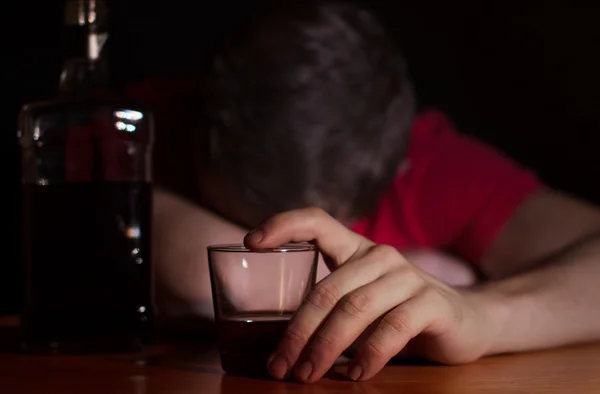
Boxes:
[207,243,317,253]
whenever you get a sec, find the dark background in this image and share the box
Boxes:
[3,1,600,314]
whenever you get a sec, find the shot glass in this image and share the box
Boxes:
[207,243,318,377]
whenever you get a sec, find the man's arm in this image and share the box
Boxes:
[152,189,331,320]
[152,189,246,319]
[477,189,600,353]
[482,189,600,279]
[243,207,600,381]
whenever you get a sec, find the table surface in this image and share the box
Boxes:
[1,316,599,394]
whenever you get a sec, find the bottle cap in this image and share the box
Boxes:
[64,0,108,27]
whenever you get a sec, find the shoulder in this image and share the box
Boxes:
[360,109,543,262]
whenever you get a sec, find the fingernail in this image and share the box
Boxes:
[267,354,288,379]
[347,364,363,381]
[246,228,264,245]
[294,361,313,382]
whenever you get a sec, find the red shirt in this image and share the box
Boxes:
[351,110,541,263]
[126,79,542,265]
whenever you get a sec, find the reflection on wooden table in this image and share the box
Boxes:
[1,316,599,393]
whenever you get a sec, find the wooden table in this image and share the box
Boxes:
[1,316,599,394]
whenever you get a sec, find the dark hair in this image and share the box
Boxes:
[200,1,416,223]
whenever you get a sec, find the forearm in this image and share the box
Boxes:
[153,189,247,319]
[153,189,331,321]
[478,232,600,356]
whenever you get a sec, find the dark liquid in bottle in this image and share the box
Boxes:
[21,182,154,353]
[217,312,292,378]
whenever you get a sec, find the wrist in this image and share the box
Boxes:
[467,285,520,357]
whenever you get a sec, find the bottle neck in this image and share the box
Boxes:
[58,57,108,96]
[58,0,109,96]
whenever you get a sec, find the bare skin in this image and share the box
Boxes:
[153,188,600,382]
[152,189,477,319]
[244,205,600,382]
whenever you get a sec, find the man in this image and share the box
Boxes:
[127,1,600,382]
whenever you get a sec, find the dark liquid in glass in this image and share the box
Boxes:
[217,312,292,378]
[21,182,154,353]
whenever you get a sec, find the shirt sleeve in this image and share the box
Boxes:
[405,110,542,264]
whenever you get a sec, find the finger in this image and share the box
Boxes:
[293,269,424,383]
[244,207,373,268]
[348,290,439,381]
[268,245,403,380]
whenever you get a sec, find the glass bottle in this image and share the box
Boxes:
[18,0,156,353]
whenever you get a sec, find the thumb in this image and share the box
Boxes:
[244,207,373,268]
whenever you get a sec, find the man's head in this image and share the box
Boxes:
[197,1,416,227]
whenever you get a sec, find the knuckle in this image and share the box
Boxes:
[370,244,403,265]
[338,290,372,317]
[282,324,310,347]
[380,309,413,337]
[305,281,341,311]
[421,286,442,304]
[363,338,388,359]
[402,268,426,290]
[312,331,337,350]
[306,206,329,220]
[266,212,289,229]
[302,207,332,235]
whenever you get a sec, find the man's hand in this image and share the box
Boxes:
[244,207,499,382]
[401,249,477,287]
